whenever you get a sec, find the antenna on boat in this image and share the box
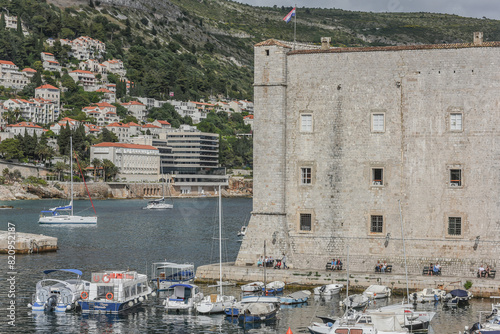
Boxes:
[399,199,410,300]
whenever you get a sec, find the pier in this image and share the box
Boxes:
[0,231,58,254]
[196,263,500,298]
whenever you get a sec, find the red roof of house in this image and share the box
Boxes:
[127,122,141,127]
[22,68,36,72]
[142,124,161,129]
[244,115,254,119]
[121,101,145,106]
[36,84,59,90]
[94,102,115,108]
[107,122,129,128]
[7,122,42,128]
[0,60,16,66]
[93,142,158,150]
[71,70,94,75]
[156,120,171,125]
[96,88,113,93]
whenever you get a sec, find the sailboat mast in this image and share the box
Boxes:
[399,200,410,299]
[218,185,222,295]
[70,136,73,216]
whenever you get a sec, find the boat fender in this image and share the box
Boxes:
[66,305,72,311]
[152,291,157,297]
[139,297,144,302]
[327,322,333,328]
[102,275,110,283]
[27,303,32,308]
[106,292,113,300]
[128,301,134,307]
[134,299,138,304]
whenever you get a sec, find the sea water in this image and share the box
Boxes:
[0,198,489,333]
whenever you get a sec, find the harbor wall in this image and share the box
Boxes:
[0,231,58,254]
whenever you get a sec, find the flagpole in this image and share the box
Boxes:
[293,4,297,48]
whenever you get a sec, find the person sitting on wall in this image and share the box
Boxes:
[478,264,485,278]
[332,259,338,270]
[485,265,491,278]
[433,263,440,275]
[428,263,433,276]
[375,260,381,272]
[257,256,263,267]
[337,259,343,270]
[381,261,387,273]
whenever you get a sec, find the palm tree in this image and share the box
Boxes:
[92,158,102,181]
[54,161,67,181]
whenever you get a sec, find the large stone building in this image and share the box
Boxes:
[236,33,500,277]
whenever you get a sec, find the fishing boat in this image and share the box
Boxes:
[241,281,264,292]
[78,270,152,313]
[29,269,89,312]
[341,294,370,310]
[308,309,409,334]
[443,289,473,307]
[314,284,343,296]
[409,288,446,303]
[39,136,97,224]
[238,302,279,323]
[280,290,311,305]
[363,284,392,299]
[262,281,285,294]
[164,283,203,313]
[195,185,236,314]
[150,262,194,291]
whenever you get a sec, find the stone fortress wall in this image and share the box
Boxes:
[236,34,500,277]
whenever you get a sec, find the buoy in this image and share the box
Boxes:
[286,327,293,334]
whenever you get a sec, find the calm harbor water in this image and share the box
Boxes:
[0,198,492,333]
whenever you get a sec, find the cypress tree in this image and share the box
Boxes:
[0,13,5,31]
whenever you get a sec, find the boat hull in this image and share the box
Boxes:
[39,215,97,224]
[78,299,142,314]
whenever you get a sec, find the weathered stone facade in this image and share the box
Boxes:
[236,37,500,278]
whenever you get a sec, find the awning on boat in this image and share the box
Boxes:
[43,269,83,276]
[450,289,468,297]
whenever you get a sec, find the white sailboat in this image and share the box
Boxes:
[39,136,97,224]
[143,172,173,209]
[195,185,235,314]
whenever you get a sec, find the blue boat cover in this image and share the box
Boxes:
[170,284,193,288]
[450,289,468,297]
[43,269,83,276]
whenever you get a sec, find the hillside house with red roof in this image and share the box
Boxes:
[121,100,147,122]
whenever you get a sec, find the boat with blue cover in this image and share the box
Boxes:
[164,283,203,313]
[280,290,311,305]
[77,270,152,314]
[443,289,472,307]
[29,269,89,312]
[262,281,285,294]
[151,262,195,291]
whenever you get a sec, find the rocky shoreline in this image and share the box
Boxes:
[0,177,253,201]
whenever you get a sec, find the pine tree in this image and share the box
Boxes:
[16,15,23,38]
[0,13,5,31]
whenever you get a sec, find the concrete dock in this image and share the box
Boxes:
[0,231,58,254]
[196,263,500,298]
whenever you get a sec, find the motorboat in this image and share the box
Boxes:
[144,197,173,210]
[369,303,436,331]
[241,295,280,303]
[314,284,343,296]
[150,262,194,291]
[195,185,236,314]
[443,289,473,307]
[237,225,247,237]
[466,300,500,333]
[308,309,409,334]
[78,270,152,313]
[262,281,285,294]
[409,288,446,303]
[29,269,89,312]
[164,283,203,313]
[241,281,264,292]
[363,285,392,299]
[341,294,370,310]
[39,136,97,224]
[280,290,311,305]
[238,302,279,323]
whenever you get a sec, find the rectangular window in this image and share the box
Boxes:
[372,114,385,132]
[370,215,383,233]
[448,217,462,235]
[450,113,462,131]
[300,114,313,132]
[450,169,462,187]
[372,168,383,186]
[301,167,312,185]
[300,213,312,231]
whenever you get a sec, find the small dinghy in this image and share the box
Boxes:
[363,285,391,299]
[341,294,370,310]
[280,290,311,305]
[241,281,264,292]
[238,302,279,323]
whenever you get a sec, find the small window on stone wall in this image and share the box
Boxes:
[372,168,383,186]
[301,167,312,185]
[300,213,312,231]
[450,169,462,187]
[448,217,462,235]
[370,215,383,233]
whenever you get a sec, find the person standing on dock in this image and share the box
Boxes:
[282,253,288,269]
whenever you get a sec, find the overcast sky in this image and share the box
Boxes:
[236,0,500,20]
